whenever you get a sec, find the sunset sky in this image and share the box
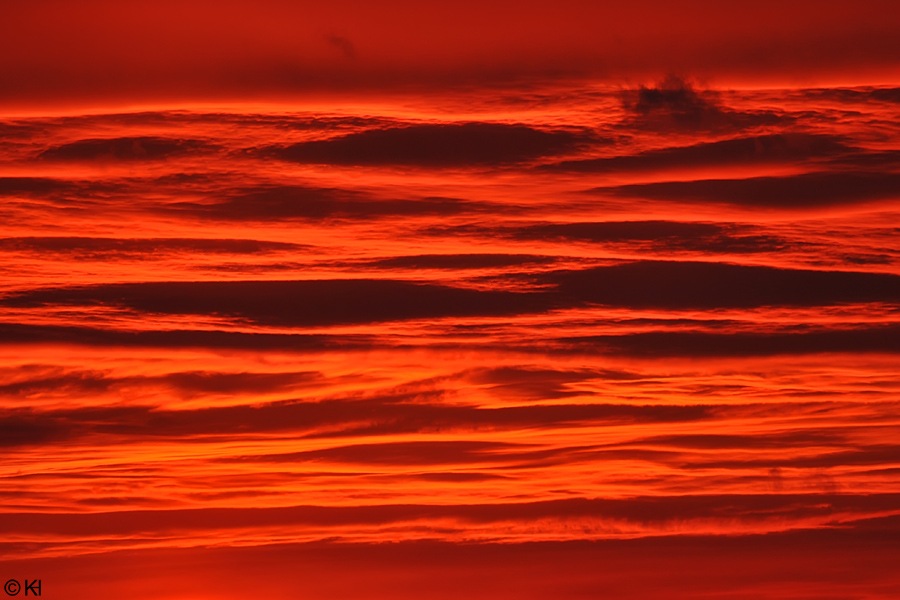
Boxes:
[2,2,900,599]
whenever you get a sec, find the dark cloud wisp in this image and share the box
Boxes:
[165,186,484,221]
[0,279,553,327]
[505,221,787,253]
[550,133,852,173]
[595,171,900,208]
[38,136,211,161]
[620,76,788,131]
[269,122,594,166]
[0,237,304,257]
[547,261,900,309]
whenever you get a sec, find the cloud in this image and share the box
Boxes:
[0,369,113,398]
[801,86,900,104]
[159,370,323,395]
[0,322,348,351]
[560,324,900,357]
[549,133,852,173]
[0,237,305,257]
[506,220,787,253]
[0,412,73,446]
[38,136,210,161]
[827,149,900,171]
[513,220,722,241]
[361,254,560,270]
[0,392,715,448]
[636,430,845,451]
[595,171,900,208]
[16,111,394,142]
[465,365,628,401]
[268,122,593,166]
[0,279,552,327]
[6,320,898,358]
[689,445,900,470]
[0,176,71,195]
[271,440,534,466]
[0,120,45,139]
[3,493,897,538]
[166,185,485,221]
[869,87,900,103]
[546,261,900,309]
[620,76,789,131]
[3,263,898,332]
[0,367,324,401]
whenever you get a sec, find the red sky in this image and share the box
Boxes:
[3,0,900,109]
[1,3,900,600]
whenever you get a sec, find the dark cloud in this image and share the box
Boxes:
[0,394,713,448]
[0,322,352,351]
[0,369,113,398]
[37,111,392,132]
[2,493,897,538]
[546,261,900,309]
[550,133,852,173]
[507,221,787,253]
[167,185,484,221]
[0,401,367,447]
[513,220,721,241]
[38,136,210,161]
[275,440,536,466]
[3,263,898,332]
[0,368,322,399]
[269,122,593,166]
[465,366,627,400]
[562,325,900,356]
[5,320,897,358]
[840,252,895,266]
[0,176,70,195]
[595,171,900,208]
[629,76,718,116]
[0,413,73,447]
[869,87,900,103]
[621,76,788,131]
[159,371,323,395]
[362,254,559,270]
[0,237,304,257]
[414,472,509,482]
[289,402,713,442]
[636,430,845,451]
[0,279,552,327]
[0,120,45,139]
[827,149,900,170]
[689,445,900,470]
[0,405,148,447]
[800,86,900,104]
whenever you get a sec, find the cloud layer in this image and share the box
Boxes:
[2,78,899,600]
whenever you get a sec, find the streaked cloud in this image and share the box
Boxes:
[2,74,899,600]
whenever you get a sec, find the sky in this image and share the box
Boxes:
[3,0,900,109]
[1,2,900,599]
